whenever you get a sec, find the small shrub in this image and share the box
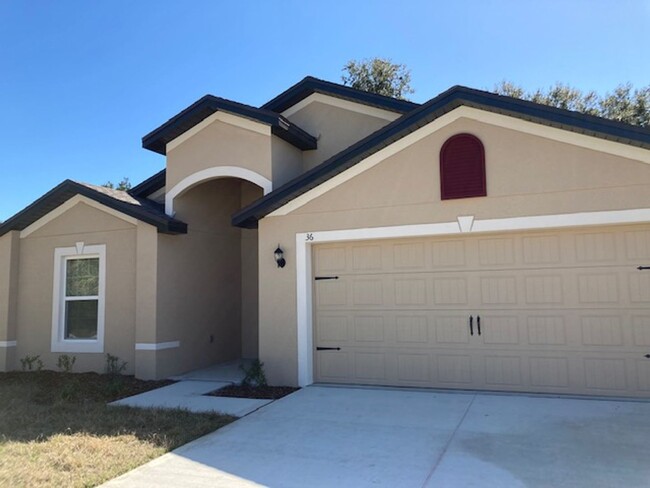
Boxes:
[56,354,76,373]
[105,353,127,376]
[20,355,43,372]
[240,359,268,388]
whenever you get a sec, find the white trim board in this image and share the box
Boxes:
[20,195,138,238]
[270,106,650,217]
[165,166,273,216]
[294,207,650,386]
[166,111,271,153]
[135,341,180,351]
[281,93,402,121]
[0,341,16,348]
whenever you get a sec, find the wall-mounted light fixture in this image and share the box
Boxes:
[274,245,286,268]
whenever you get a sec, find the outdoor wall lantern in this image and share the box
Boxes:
[274,245,286,268]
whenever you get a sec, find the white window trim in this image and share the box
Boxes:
[51,243,106,353]
[294,208,650,386]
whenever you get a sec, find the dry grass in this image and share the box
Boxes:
[0,371,235,487]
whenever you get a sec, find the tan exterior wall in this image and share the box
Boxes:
[0,231,20,370]
[286,101,393,171]
[14,202,138,374]
[271,136,303,187]
[241,182,262,359]
[166,119,272,195]
[155,178,245,378]
[257,118,650,386]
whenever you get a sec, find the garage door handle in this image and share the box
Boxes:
[645,354,650,359]
[638,266,650,270]
[317,347,341,351]
[477,316,481,336]
[469,316,474,336]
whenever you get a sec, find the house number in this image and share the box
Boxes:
[306,233,314,241]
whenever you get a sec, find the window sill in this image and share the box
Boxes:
[51,340,104,354]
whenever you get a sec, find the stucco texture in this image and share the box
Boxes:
[257,117,650,386]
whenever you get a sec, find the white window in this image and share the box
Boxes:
[51,243,106,353]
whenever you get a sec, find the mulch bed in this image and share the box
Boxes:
[207,383,300,400]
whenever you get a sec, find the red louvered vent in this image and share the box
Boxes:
[440,133,486,200]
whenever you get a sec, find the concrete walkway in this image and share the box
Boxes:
[103,385,650,487]
[110,380,271,417]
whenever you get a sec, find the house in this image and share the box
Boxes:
[1,76,650,397]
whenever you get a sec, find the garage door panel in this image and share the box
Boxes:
[395,315,429,344]
[435,315,470,344]
[436,354,473,384]
[522,234,562,265]
[625,230,650,260]
[632,315,650,346]
[527,315,567,345]
[479,315,520,345]
[313,225,650,397]
[529,356,570,388]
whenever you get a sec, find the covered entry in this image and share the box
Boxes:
[312,225,650,397]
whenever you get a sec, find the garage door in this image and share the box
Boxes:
[313,225,650,397]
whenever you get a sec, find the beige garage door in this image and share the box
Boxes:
[313,225,650,397]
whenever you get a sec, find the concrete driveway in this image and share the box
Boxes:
[104,386,650,487]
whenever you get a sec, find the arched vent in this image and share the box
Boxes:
[440,133,486,200]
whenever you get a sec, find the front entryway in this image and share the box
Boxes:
[313,225,650,397]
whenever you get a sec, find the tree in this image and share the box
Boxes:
[103,177,132,191]
[342,58,414,100]
[494,81,650,127]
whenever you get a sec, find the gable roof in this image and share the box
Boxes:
[142,95,317,155]
[261,76,420,114]
[233,85,650,229]
[0,180,187,237]
[129,168,166,198]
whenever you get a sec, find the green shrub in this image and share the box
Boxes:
[56,354,76,373]
[20,355,43,372]
[105,353,127,376]
[240,359,268,388]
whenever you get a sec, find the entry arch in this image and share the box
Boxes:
[165,166,272,216]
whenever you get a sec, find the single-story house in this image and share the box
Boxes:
[1,76,650,397]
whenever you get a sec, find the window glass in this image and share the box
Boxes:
[66,258,99,296]
[65,300,99,339]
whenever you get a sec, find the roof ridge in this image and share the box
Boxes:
[260,76,420,114]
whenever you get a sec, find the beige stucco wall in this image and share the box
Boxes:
[14,202,138,374]
[166,118,272,196]
[155,178,246,378]
[0,231,19,370]
[271,136,304,187]
[286,101,394,171]
[241,182,262,359]
[257,117,650,386]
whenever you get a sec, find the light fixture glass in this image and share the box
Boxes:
[274,245,286,268]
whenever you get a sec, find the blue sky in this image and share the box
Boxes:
[1,0,649,220]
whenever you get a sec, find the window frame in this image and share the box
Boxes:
[440,133,487,200]
[51,243,106,353]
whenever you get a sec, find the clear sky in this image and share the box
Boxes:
[1,0,649,220]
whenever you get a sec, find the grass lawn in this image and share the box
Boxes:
[0,371,235,487]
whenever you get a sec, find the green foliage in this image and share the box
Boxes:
[342,57,414,100]
[102,177,132,191]
[20,355,43,372]
[494,81,650,127]
[56,355,76,373]
[105,353,127,376]
[240,359,268,388]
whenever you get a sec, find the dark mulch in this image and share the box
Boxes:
[207,383,300,400]
[0,371,174,403]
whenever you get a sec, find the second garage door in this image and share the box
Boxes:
[313,225,650,397]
